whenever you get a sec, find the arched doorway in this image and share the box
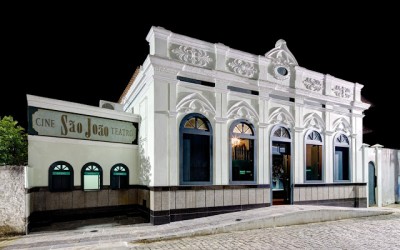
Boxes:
[179,113,213,185]
[368,161,376,206]
[333,134,350,181]
[271,126,292,205]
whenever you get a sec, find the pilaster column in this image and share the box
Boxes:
[293,127,304,184]
[325,131,334,183]
[168,111,178,186]
[214,81,228,185]
[293,98,304,184]
[258,122,267,184]
[350,133,357,183]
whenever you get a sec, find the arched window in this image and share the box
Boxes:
[305,130,323,181]
[110,164,129,189]
[334,134,350,181]
[81,163,102,191]
[180,113,213,185]
[230,120,256,183]
[49,161,73,192]
[273,127,291,139]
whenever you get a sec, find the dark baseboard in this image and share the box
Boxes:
[150,203,270,225]
[293,198,367,208]
[28,204,149,231]
[294,183,367,187]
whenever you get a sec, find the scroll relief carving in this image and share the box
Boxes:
[170,45,213,67]
[303,77,322,92]
[226,58,258,78]
[332,85,351,98]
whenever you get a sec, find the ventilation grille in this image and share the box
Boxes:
[99,100,123,111]
[177,76,215,87]
[228,86,259,96]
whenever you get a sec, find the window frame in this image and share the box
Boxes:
[304,130,324,183]
[110,163,129,189]
[179,113,213,185]
[229,119,257,184]
[333,133,351,182]
[81,162,103,191]
[48,161,74,192]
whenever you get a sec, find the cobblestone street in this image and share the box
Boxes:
[131,212,400,250]
[2,205,398,249]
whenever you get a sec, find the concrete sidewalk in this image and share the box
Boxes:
[1,205,397,250]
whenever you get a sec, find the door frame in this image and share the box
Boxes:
[368,161,376,206]
[270,125,293,205]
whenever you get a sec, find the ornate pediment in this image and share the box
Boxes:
[268,107,294,127]
[332,117,352,133]
[227,101,259,122]
[303,113,325,131]
[265,39,298,66]
[176,92,216,116]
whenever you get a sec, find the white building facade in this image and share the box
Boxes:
[26,27,373,227]
[120,27,370,224]
[26,95,142,229]
[362,145,400,207]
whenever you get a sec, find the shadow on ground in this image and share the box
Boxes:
[29,215,148,233]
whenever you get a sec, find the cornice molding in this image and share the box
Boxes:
[145,56,369,112]
[215,117,229,124]
[294,127,305,133]
[27,95,139,122]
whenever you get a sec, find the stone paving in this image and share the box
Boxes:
[130,208,400,249]
[0,205,398,249]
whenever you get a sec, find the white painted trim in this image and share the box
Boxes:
[28,135,138,149]
[295,66,325,79]
[27,95,139,122]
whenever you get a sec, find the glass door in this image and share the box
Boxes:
[272,142,291,205]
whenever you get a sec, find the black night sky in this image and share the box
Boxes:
[2,4,399,149]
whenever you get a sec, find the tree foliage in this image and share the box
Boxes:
[0,116,28,165]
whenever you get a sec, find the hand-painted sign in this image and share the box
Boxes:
[28,107,138,144]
